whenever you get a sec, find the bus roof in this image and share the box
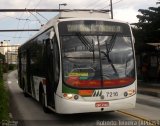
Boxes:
[19,10,110,47]
[40,10,110,31]
[57,10,110,19]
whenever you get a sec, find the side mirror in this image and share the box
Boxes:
[45,39,54,50]
[133,36,135,44]
[50,30,54,39]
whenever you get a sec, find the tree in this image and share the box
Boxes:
[0,53,5,63]
[132,0,160,46]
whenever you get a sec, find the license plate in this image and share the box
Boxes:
[95,102,109,107]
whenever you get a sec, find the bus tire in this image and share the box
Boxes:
[39,87,50,113]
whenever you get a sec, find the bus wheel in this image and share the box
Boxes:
[40,90,50,113]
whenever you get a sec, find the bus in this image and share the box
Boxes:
[18,10,137,114]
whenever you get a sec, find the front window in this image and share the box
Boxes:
[59,20,135,89]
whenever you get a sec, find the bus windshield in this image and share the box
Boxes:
[59,20,135,89]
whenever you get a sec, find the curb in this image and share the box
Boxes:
[137,90,160,98]
[136,94,160,108]
[136,98,160,108]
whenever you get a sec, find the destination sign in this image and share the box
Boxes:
[67,24,122,33]
[59,20,131,35]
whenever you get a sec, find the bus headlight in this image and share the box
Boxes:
[63,93,73,99]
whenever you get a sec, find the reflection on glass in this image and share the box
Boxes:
[59,21,135,89]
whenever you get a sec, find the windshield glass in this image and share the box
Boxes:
[59,20,135,89]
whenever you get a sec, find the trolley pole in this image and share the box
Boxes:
[110,0,113,19]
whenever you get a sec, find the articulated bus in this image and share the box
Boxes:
[18,10,137,114]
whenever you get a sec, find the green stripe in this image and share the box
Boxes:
[62,84,78,94]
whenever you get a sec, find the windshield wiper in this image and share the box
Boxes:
[106,33,117,53]
[100,33,119,77]
[76,32,93,51]
[101,51,119,77]
[76,32,95,61]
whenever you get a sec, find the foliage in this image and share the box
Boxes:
[0,64,9,120]
[132,0,160,48]
[0,63,3,80]
[0,53,5,64]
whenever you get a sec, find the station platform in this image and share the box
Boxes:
[136,80,160,108]
[137,80,160,98]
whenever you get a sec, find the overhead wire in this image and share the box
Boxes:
[85,0,110,9]
[93,0,110,9]
[100,0,124,9]
[0,14,37,21]
[85,0,103,8]
[0,34,29,38]
[28,0,43,39]
[101,4,110,9]
[17,0,43,43]
[36,12,49,21]
[34,0,49,22]
[113,0,123,5]
[27,10,44,26]
[27,16,30,37]
[14,0,31,44]
[16,14,33,43]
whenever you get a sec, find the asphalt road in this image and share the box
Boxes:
[6,70,160,126]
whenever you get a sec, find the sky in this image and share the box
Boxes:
[0,0,158,45]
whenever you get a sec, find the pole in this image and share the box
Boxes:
[7,41,8,64]
[0,9,109,13]
[0,29,39,32]
[110,0,113,19]
[59,3,67,10]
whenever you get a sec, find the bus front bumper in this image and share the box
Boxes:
[55,94,136,114]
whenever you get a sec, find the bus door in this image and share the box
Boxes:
[26,50,32,94]
[45,38,55,108]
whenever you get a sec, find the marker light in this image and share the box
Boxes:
[124,92,128,97]
[74,95,79,100]
[124,89,136,97]
[127,89,136,96]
